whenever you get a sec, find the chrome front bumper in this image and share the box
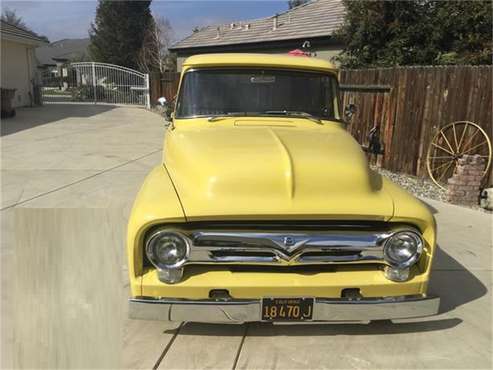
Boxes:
[129,295,440,323]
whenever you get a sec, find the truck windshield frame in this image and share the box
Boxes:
[175,68,341,121]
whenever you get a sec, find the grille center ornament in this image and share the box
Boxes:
[283,236,296,247]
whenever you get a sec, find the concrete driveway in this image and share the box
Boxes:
[1,104,164,210]
[1,105,491,369]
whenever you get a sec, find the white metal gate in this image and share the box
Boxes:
[41,62,150,108]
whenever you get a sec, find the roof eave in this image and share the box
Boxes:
[1,32,48,47]
[169,34,342,52]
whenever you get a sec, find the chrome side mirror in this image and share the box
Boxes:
[344,103,357,120]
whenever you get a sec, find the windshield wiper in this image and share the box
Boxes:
[262,110,323,124]
[208,111,324,124]
[208,112,251,122]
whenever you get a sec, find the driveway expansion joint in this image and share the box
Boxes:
[1,149,161,211]
[152,322,183,369]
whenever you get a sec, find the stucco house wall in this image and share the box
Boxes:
[1,39,38,107]
[1,21,47,108]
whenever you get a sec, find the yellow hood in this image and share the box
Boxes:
[164,118,394,221]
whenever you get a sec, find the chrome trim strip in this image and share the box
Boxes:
[129,295,440,322]
[193,231,386,250]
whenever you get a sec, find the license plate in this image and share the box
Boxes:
[261,297,314,321]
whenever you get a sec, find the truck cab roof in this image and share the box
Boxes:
[182,53,337,74]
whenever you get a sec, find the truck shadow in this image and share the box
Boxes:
[173,245,486,336]
[429,245,488,315]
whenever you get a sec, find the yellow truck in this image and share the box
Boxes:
[127,54,440,323]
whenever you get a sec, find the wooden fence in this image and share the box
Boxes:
[149,71,180,105]
[340,66,492,182]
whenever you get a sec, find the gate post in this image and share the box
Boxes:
[91,62,97,104]
[145,73,150,109]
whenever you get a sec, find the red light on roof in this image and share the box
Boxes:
[288,49,310,57]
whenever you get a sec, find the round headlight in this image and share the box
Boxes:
[146,231,189,269]
[383,230,423,268]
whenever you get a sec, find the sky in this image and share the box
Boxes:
[2,0,289,43]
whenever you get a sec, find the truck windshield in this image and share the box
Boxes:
[175,68,340,120]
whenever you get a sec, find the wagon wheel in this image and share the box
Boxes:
[426,121,492,190]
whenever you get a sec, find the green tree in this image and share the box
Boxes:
[288,0,309,9]
[336,0,492,68]
[89,0,154,69]
[1,8,28,29]
[431,1,492,65]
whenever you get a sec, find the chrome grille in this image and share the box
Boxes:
[172,226,396,266]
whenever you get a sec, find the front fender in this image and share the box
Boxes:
[127,165,186,295]
[382,177,437,279]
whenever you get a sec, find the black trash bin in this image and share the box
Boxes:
[1,88,17,118]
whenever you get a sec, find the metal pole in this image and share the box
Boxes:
[145,73,150,109]
[92,62,97,104]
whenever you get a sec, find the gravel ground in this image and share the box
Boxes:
[373,166,492,213]
[372,166,448,202]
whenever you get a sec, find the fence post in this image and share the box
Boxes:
[145,73,150,109]
[148,71,160,108]
[91,62,97,104]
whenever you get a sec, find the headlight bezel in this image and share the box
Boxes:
[383,229,424,269]
[145,229,191,270]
